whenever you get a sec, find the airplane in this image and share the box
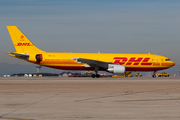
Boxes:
[7,26,175,78]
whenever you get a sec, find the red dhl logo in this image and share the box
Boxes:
[114,57,152,65]
[16,43,33,46]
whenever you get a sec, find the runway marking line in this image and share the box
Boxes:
[75,87,180,102]
[0,116,33,120]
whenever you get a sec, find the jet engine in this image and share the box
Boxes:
[107,64,125,74]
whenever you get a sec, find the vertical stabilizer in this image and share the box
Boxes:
[7,26,44,53]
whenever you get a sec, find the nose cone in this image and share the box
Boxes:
[167,61,175,67]
[161,61,175,68]
[170,61,175,67]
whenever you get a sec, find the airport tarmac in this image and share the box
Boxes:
[0,77,180,120]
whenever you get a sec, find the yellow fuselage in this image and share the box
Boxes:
[7,26,175,73]
[26,52,175,72]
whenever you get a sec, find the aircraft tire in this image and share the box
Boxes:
[92,74,96,78]
[152,74,156,78]
[96,74,100,78]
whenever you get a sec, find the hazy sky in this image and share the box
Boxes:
[0,0,180,65]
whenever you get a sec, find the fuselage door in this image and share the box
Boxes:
[155,56,161,66]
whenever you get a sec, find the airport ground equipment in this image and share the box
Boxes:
[11,73,59,77]
[124,71,132,77]
[136,72,142,77]
[157,72,169,77]
[112,71,132,77]
[69,71,112,77]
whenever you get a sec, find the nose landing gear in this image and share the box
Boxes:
[152,71,157,78]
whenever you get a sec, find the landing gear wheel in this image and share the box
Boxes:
[92,74,96,78]
[96,74,100,78]
[152,74,156,78]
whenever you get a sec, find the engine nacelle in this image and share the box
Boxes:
[107,64,125,74]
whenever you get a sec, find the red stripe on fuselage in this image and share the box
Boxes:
[43,65,169,72]
[125,67,169,71]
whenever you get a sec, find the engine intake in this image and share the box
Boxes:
[107,64,125,74]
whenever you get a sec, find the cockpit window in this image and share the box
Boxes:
[165,59,171,61]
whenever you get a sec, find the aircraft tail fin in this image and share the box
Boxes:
[7,26,45,53]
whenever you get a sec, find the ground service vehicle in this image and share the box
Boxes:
[112,71,132,77]
[124,71,132,77]
[158,72,169,77]
[136,72,142,77]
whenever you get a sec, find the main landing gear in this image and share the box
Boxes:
[91,66,100,78]
[92,74,100,78]
[152,71,157,78]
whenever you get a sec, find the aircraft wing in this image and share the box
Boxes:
[7,52,29,59]
[73,58,113,69]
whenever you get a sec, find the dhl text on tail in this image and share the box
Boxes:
[7,26,175,78]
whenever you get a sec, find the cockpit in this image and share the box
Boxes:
[165,59,171,61]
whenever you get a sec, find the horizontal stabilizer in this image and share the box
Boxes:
[7,52,29,59]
